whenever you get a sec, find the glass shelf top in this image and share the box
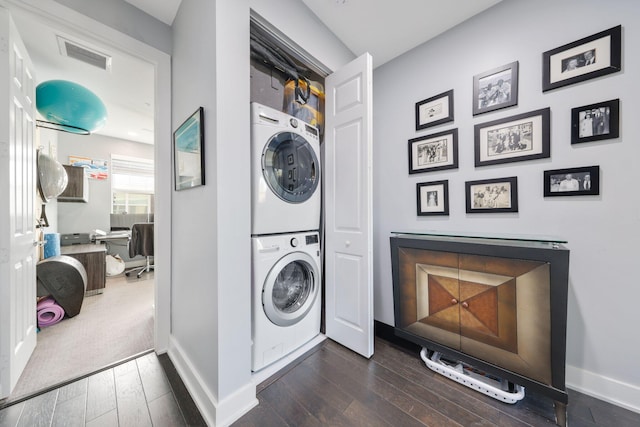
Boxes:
[391,230,567,245]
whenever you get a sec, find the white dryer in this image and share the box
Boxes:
[252,231,321,372]
[251,102,321,235]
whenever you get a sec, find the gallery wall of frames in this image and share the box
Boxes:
[412,25,620,217]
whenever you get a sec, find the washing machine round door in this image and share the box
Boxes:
[263,252,319,326]
[262,132,319,203]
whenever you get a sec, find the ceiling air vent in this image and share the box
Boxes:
[57,36,112,72]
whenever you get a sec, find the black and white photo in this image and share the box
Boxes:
[544,166,599,197]
[415,89,454,130]
[465,177,518,213]
[417,180,449,216]
[571,99,619,144]
[473,61,518,115]
[475,108,550,167]
[409,129,458,174]
[543,25,621,92]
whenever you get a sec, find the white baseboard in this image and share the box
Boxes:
[566,364,640,414]
[168,337,258,426]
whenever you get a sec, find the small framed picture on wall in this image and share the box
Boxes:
[542,25,621,92]
[571,99,619,144]
[465,176,518,213]
[544,166,599,197]
[472,61,519,115]
[417,180,449,216]
[474,108,550,167]
[408,129,458,174]
[415,89,454,131]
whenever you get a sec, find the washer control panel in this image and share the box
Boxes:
[305,234,319,245]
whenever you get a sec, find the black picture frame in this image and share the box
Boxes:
[571,99,619,144]
[173,107,205,191]
[415,89,454,130]
[542,25,621,92]
[408,129,459,174]
[417,180,449,216]
[465,176,518,213]
[473,61,519,115]
[474,108,550,167]
[544,166,599,197]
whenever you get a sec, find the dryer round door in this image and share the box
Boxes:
[262,131,319,203]
[263,251,319,326]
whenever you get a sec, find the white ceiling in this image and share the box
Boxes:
[14,0,501,146]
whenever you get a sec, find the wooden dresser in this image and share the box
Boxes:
[60,243,106,296]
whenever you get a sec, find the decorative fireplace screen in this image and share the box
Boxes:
[391,233,569,406]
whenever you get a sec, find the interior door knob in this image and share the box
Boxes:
[451,298,458,305]
[462,302,469,309]
[345,240,351,247]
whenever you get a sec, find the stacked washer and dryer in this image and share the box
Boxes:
[250,102,322,372]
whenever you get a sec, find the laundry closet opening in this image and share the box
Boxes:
[249,16,329,374]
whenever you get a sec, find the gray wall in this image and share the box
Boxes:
[373,0,640,411]
[56,132,153,234]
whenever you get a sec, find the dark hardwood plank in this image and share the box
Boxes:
[260,379,323,427]
[51,394,86,427]
[232,395,289,427]
[573,391,640,427]
[137,352,172,402]
[0,401,24,427]
[85,369,117,422]
[157,353,207,426]
[114,368,152,427]
[147,391,187,427]
[85,409,118,427]
[56,378,87,404]
[370,339,537,427]
[302,347,425,426]
[342,399,394,427]
[278,362,356,426]
[16,389,57,427]
[318,344,462,426]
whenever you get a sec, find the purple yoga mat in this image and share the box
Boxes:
[37,297,65,327]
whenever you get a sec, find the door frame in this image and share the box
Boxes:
[1,0,171,352]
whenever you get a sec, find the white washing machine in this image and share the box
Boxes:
[251,102,321,236]
[252,231,321,372]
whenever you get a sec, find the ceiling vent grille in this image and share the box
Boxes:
[57,36,112,72]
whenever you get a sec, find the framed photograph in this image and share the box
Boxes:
[571,99,619,144]
[474,108,550,167]
[417,180,449,216]
[473,61,519,115]
[408,129,458,174]
[174,107,205,191]
[415,89,454,130]
[544,166,599,197]
[466,176,518,213]
[543,25,621,92]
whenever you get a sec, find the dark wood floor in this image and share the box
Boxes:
[235,338,640,427]
[2,337,639,426]
[0,352,205,427]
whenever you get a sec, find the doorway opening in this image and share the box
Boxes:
[0,2,168,405]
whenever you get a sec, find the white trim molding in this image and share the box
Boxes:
[567,364,640,414]
[169,337,258,426]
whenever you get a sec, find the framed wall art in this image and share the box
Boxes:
[571,99,619,144]
[408,129,458,174]
[417,180,449,216]
[473,61,519,115]
[466,176,518,213]
[474,108,550,167]
[542,25,621,92]
[415,89,454,130]
[174,107,205,191]
[544,166,599,197]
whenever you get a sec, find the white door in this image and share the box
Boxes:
[324,53,373,358]
[0,7,38,399]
